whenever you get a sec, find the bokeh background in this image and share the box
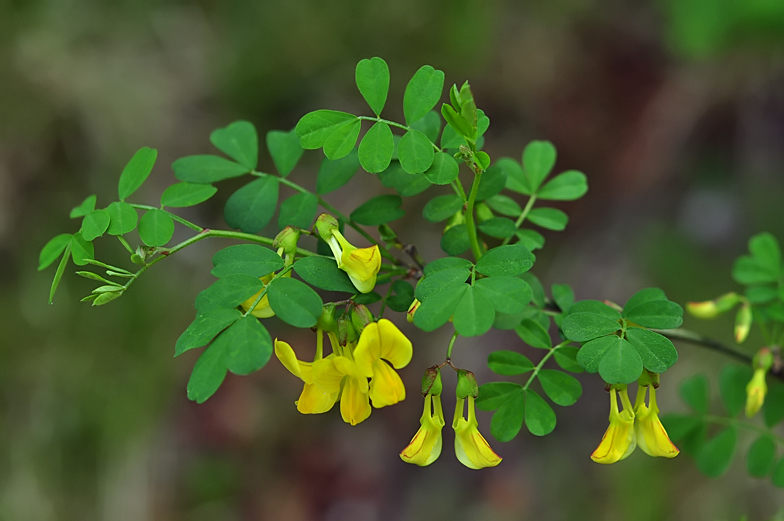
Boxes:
[3,0,784,520]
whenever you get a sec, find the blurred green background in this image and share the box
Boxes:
[4,0,784,519]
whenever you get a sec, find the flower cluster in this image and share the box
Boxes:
[275,315,412,425]
[591,384,679,464]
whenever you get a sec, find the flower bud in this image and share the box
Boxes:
[338,315,358,346]
[456,369,479,399]
[421,366,443,396]
[407,299,421,323]
[735,302,753,343]
[317,303,339,334]
[687,292,740,319]
[313,213,339,242]
[746,368,767,417]
[350,304,374,334]
[273,226,302,259]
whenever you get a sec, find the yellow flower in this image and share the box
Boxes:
[354,319,413,408]
[591,388,636,464]
[325,230,381,294]
[633,385,679,459]
[311,344,372,426]
[274,331,339,414]
[400,394,445,466]
[406,299,420,323]
[746,368,767,417]
[453,396,502,469]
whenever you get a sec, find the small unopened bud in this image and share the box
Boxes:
[350,304,374,334]
[273,226,301,258]
[338,315,358,346]
[407,299,421,323]
[313,213,339,242]
[746,368,767,418]
[687,292,741,319]
[753,347,774,372]
[637,370,660,388]
[456,369,479,399]
[317,303,338,333]
[735,302,753,343]
[421,366,443,396]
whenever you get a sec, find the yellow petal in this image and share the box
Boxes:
[296,383,339,414]
[368,360,406,408]
[312,357,345,393]
[591,388,636,464]
[400,395,445,466]
[274,339,304,381]
[354,319,413,375]
[452,397,502,469]
[635,412,679,458]
[340,376,371,425]
[341,245,381,293]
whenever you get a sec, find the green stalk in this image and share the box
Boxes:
[522,341,570,391]
[464,165,484,261]
[501,194,537,247]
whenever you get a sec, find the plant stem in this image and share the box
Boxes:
[446,330,459,360]
[464,164,484,261]
[522,341,570,391]
[357,116,441,152]
[501,194,537,247]
[452,179,468,203]
[129,204,203,232]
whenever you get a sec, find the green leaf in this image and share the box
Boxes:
[568,300,622,319]
[475,152,491,171]
[410,111,441,142]
[118,147,157,201]
[527,207,568,231]
[485,195,522,217]
[278,192,318,230]
[536,170,588,200]
[195,274,264,313]
[719,364,752,417]
[537,369,582,406]
[597,338,643,384]
[747,435,776,478]
[48,242,72,304]
[223,176,279,233]
[423,257,473,276]
[210,121,258,170]
[624,328,678,373]
[440,226,471,256]
[679,374,709,414]
[186,344,228,404]
[413,284,468,332]
[763,380,784,427]
[697,427,737,478]
[554,346,583,373]
[172,155,250,183]
[267,277,323,328]
[623,287,667,310]
[746,285,778,304]
[516,229,545,251]
[403,65,445,125]
[355,57,390,116]
[623,300,683,329]
[316,148,360,194]
[211,244,284,278]
[440,114,468,148]
[39,233,73,271]
[475,244,532,277]
[515,319,552,349]
[562,313,621,342]
[212,315,273,375]
[70,195,97,218]
[266,129,304,177]
[105,201,138,235]
[552,284,574,313]
[353,291,382,305]
[476,382,523,411]
[475,165,506,201]
[378,161,431,197]
[423,194,463,223]
[397,130,434,174]
[749,232,781,276]
[80,209,110,241]
[160,182,217,208]
[733,256,779,285]
[478,217,516,239]
[70,232,94,266]
[386,280,415,312]
[175,308,242,356]
[293,256,356,293]
[496,157,530,195]
[358,122,394,173]
[453,286,495,337]
[522,140,556,193]
[92,290,123,306]
[525,389,556,436]
[575,335,621,373]
[138,209,174,247]
[491,390,526,442]
[773,457,784,487]
[350,194,404,226]
[424,151,459,185]
[323,118,361,160]
[474,276,531,315]
[488,350,534,376]
[415,268,471,301]
[296,110,357,149]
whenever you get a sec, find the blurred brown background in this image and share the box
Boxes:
[3,0,784,520]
